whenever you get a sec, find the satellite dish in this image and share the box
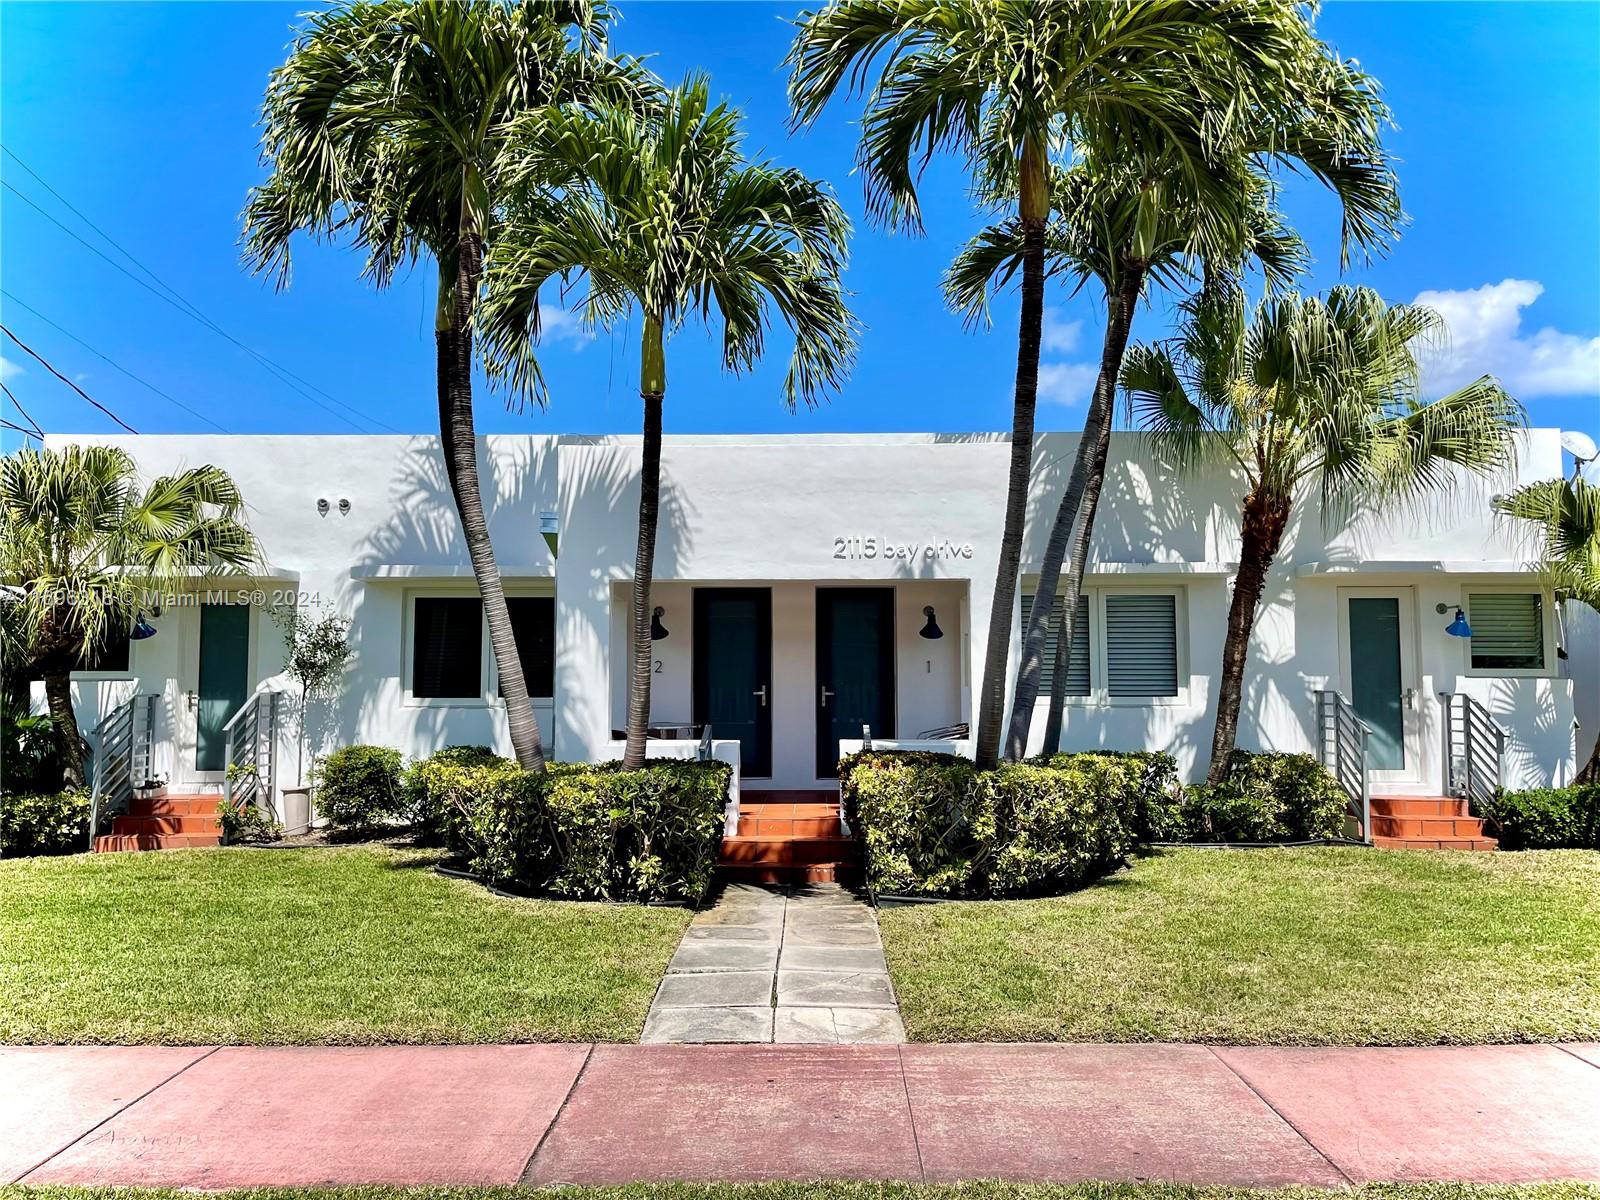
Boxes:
[1581,457,1600,487]
[1560,429,1598,463]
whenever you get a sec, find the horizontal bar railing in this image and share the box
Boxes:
[88,693,156,848]
[1440,691,1509,812]
[223,687,280,817]
[1315,689,1372,842]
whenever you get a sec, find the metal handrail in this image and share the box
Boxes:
[1315,689,1372,842]
[223,686,280,815]
[1439,691,1510,811]
[88,693,156,848]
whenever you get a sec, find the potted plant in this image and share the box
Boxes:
[133,775,167,801]
[272,604,354,831]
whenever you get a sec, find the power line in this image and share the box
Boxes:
[1,290,229,433]
[2,418,42,443]
[0,324,138,433]
[1,381,44,439]
[0,163,402,434]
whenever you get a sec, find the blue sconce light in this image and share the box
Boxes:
[1437,602,1471,639]
[130,614,158,641]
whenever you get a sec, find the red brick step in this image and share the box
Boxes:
[719,789,857,885]
[1370,796,1495,851]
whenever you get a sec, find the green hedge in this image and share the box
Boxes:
[0,789,90,857]
[403,747,730,902]
[1180,750,1350,842]
[312,744,405,829]
[1478,783,1600,849]
[839,749,1179,898]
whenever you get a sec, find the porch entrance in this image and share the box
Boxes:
[693,588,773,778]
[1339,587,1422,786]
[195,602,251,773]
[815,587,896,777]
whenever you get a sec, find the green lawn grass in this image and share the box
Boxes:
[0,845,690,1044]
[877,846,1600,1045]
[3,1183,1597,1200]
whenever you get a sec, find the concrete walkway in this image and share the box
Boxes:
[5,1042,1598,1188]
[642,882,905,1044]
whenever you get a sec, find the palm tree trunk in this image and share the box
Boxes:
[1005,265,1144,760]
[436,233,546,772]
[1206,487,1291,785]
[624,314,667,770]
[1040,594,1069,755]
[44,671,85,789]
[1577,727,1600,785]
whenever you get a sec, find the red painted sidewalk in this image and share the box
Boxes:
[4,1042,1598,1189]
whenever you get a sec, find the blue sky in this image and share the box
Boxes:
[2,2,1597,453]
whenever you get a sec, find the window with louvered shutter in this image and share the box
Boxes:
[500,596,555,698]
[1020,592,1090,696]
[412,597,483,698]
[1104,593,1178,697]
[1468,593,1544,671]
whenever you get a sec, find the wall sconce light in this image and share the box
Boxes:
[919,605,943,640]
[539,511,559,559]
[338,498,351,516]
[316,498,330,517]
[1436,602,1472,639]
[130,614,158,641]
[650,606,670,640]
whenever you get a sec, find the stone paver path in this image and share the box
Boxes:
[641,881,905,1044]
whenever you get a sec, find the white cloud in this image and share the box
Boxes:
[1413,279,1600,399]
[1037,361,1101,407]
[538,302,595,348]
[1043,307,1083,354]
[0,355,24,382]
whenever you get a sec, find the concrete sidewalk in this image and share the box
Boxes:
[4,1042,1598,1189]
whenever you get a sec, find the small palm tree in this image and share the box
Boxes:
[1495,475,1600,782]
[0,445,258,787]
[788,0,1395,769]
[242,0,650,772]
[481,77,857,769]
[1125,286,1525,784]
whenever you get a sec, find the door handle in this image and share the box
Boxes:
[1404,687,1416,710]
[820,686,834,708]
[754,685,768,707]
[185,690,197,712]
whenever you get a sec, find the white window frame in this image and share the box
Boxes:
[403,588,491,708]
[1027,583,1189,708]
[1461,585,1557,680]
[486,584,558,705]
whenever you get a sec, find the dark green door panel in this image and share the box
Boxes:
[1348,596,1404,771]
[693,589,772,778]
[197,603,250,772]
[816,588,895,778]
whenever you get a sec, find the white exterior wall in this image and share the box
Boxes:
[43,428,1584,803]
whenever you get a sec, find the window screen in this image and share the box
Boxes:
[1019,592,1090,697]
[1468,593,1544,671]
[411,597,482,698]
[1104,593,1179,697]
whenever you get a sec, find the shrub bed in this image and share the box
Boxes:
[312,744,404,829]
[1478,783,1600,849]
[1180,750,1349,843]
[403,747,730,902]
[0,789,91,857]
[840,749,1180,898]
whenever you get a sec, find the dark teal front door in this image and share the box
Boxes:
[1347,595,1405,771]
[693,589,772,778]
[816,588,896,777]
[197,603,250,772]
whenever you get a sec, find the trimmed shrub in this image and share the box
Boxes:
[311,744,404,829]
[840,749,1179,898]
[1181,750,1349,842]
[0,789,91,857]
[1478,784,1600,850]
[404,747,730,902]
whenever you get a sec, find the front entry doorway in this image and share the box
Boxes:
[1339,587,1422,786]
[179,600,252,780]
[816,588,896,778]
[693,588,773,778]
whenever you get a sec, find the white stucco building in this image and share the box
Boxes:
[46,428,1587,819]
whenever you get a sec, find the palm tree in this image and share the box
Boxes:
[0,445,258,787]
[242,0,650,771]
[947,156,1319,758]
[788,0,1390,768]
[1495,475,1600,782]
[1125,286,1525,784]
[481,77,857,769]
